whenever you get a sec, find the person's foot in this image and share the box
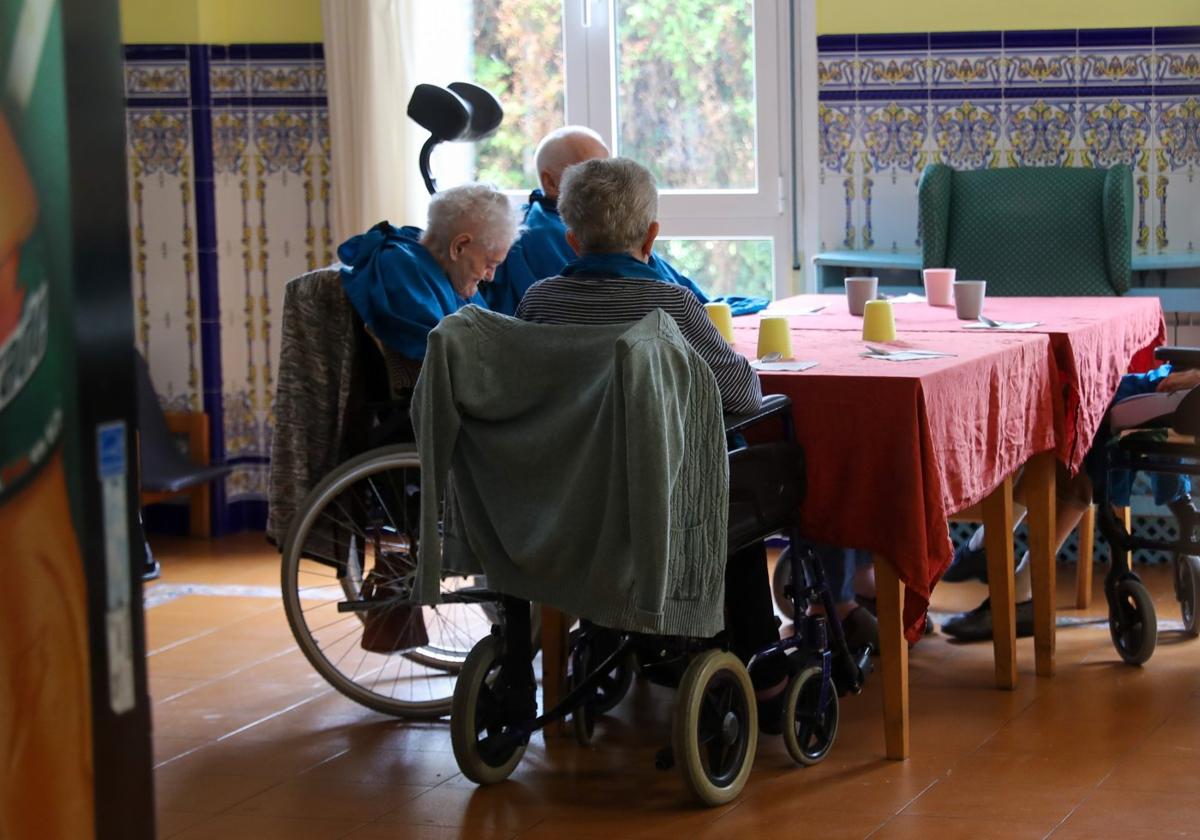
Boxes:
[1169,497,1200,543]
[942,597,1034,642]
[941,540,989,583]
[841,605,879,652]
[753,650,811,735]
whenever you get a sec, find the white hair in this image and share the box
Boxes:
[558,157,657,254]
[423,183,518,254]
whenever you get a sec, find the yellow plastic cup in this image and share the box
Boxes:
[757,316,794,360]
[704,302,734,343]
[861,300,897,342]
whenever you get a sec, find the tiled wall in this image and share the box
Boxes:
[125,44,332,532]
[816,26,1200,255]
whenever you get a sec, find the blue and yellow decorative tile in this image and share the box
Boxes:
[1002,29,1076,87]
[928,31,1003,89]
[932,100,1003,169]
[1004,98,1077,167]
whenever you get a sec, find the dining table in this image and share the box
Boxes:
[540,292,1166,760]
[729,292,1165,759]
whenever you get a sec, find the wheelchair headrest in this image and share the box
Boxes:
[406,82,503,143]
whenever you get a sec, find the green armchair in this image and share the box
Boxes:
[918,163,1133,296]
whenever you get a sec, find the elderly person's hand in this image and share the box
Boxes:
[1156,368,1200,393]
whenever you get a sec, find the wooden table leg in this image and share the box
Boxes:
[1025,451,1057,678]
[981,475,1017,690]
[539,605,569,736]
[874,557,909,760]
[1075,504,1095,609]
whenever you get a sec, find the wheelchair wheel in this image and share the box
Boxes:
[673,650,757,807]
[451,635,527,784]
[569,641,597,746]
[781,666,838,766]
[1108,577,1158,666]
[772,547,795,620]
[282,444,496,719]
[1177,555,1200,638]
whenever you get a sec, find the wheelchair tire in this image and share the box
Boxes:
[569,642,597,746]
[673,650,757,807]
[1108,577,1157,666]
[1178,555,1200,638]
[772,547,795,620]
[781,666,838,766]
[282,444,497,719]
[451,635,527,784]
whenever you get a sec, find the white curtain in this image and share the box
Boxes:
[322,0,427,247]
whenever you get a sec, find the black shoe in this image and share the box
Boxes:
[755,652,805,735]
[942,540,989,583]
[1169,497,1200,543]
[941,597,1034,642]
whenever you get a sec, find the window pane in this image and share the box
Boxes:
[658,238,773,298]
[614,0,757,191]
[471,0,564,189]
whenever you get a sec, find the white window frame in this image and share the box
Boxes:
[562,0,795,297]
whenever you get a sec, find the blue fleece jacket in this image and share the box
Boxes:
[338,222,485,360]
[483,190,765,316]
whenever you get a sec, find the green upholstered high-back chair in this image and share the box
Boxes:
[918,163,1133,296]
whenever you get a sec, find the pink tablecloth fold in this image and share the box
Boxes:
[737,295,1166,472]
[737,329,1057,642]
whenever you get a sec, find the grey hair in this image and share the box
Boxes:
[558,158,657,254]
[423,183,518,254]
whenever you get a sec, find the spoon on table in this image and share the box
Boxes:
[978,315,1002,328]
[760,352,783,363]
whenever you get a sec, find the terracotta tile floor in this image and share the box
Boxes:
[147,534,1200,839]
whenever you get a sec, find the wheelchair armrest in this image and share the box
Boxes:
[1154,346,1200,370]
[723,393,792,435]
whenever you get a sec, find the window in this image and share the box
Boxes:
[414,1,791,297]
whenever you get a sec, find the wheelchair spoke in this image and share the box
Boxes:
[366,475,400,532]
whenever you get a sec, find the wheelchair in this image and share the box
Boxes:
[448,395,872,806]
[1095,346,1200,666]
[279,316,524,719]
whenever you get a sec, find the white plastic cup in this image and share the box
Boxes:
[923,268,956,307]
[953,279,987,320]
[845,276,879,316]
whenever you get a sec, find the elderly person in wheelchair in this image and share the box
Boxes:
[942,355,1200,663]
[271,184,519,722]
[338,182,519,361]
[410,157,869,805]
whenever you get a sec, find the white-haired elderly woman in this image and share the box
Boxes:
[514,158,801,732]
[338,183,519,360]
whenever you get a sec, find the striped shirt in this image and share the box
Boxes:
[516,275,763,415]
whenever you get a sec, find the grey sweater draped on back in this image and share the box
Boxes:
[412,306,729,637]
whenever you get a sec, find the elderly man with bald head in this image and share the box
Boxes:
[482,126,708,315]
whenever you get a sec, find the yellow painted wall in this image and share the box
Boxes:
[121,0,323,44]
[121,0,1199,43]
[819,0,1200,34]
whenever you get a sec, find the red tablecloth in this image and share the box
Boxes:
[737,295,1166,472]
[737,328,1057,642]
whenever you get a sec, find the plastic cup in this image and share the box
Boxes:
[757,316,794,360]
[845,276,878,316]
[704,302,734,342]
[953,280,987,320]
[861,300,897,342]
[923,268,956,307]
